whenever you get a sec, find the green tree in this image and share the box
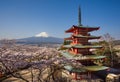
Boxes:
[93,33,119,67]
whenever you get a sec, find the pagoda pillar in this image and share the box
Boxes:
[88,71,91,79]
[75,73,77,80]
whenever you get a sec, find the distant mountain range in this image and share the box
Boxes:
[1,36,120,45]
[16,36,64,44]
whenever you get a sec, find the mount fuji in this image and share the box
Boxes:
[17,32,63,44]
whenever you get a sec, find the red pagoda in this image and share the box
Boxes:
[61,7,108,80]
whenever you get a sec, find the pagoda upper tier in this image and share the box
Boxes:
[65,35,101,40]
[65,25,100,33]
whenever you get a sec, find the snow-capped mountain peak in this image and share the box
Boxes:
[35,32,49,37]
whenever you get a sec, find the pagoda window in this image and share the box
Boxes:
[77,30,79,34]
[78,30,82,34]
[76,40,78,44]
[76,30,78,35]
[73,49,75,52]
[78,49,81,53]
[75,38,77,44]
[71,73,76,79]
[73,30,76,34]
[72,40,74,44]
[73,48,75,52]
[75,40,77,44]
[77,73,88,80]
[78,38,81,42]
[71,48,74,52]
[75,39,76,44]
[72,39,76,44]
[73,39,75,44]
[75,49,77,54]
[75,30,76,34]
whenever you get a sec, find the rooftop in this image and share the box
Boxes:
[63,44,102,49]
[64,65,109,72]
[65,25,100,33]
[60,51,106,60]
[73,35,101,39]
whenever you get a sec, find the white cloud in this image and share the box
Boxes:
[35,32,49,37]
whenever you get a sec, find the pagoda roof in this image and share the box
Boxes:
[73,44,102,49]
[65,25,100,33]
[63,44,102,49]
[64,65,86,72]
[64,35,101,40]
[64,65,109,72]
[60,51,106,60]
[60,51,73,59]
[83,66,109,71]
[73,35,101,39]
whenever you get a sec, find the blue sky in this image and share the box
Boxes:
[0,0,120,40]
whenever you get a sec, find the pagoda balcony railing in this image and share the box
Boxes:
[73,56,97,60]
[70,43,92,46]
[72,54,106,59]
[72,33,91,36]
[73,56,94,61]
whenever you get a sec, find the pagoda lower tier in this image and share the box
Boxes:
[62,44,102,55]
[60,51,109,80]
[69,48,92,55]
[65,35,101,40]
[63,44,102,49]
[60,51,106,61]
[64,65,108,80]
[64,35,101,45]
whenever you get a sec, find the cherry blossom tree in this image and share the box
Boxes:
[0,40,82,82]
[97,33,119,67]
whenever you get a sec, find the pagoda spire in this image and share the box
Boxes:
[78,6,82,26]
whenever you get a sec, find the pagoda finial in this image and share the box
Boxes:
[78,5,82,26]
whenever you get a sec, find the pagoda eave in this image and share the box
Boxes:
[64,65,86,73]
[65,25,100,33]
[83,66,109,71]
[62,45,102,49]
[60,51,106,60]
[72,35,101,39]
[64,65,109,73]
[72,45,102,49]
